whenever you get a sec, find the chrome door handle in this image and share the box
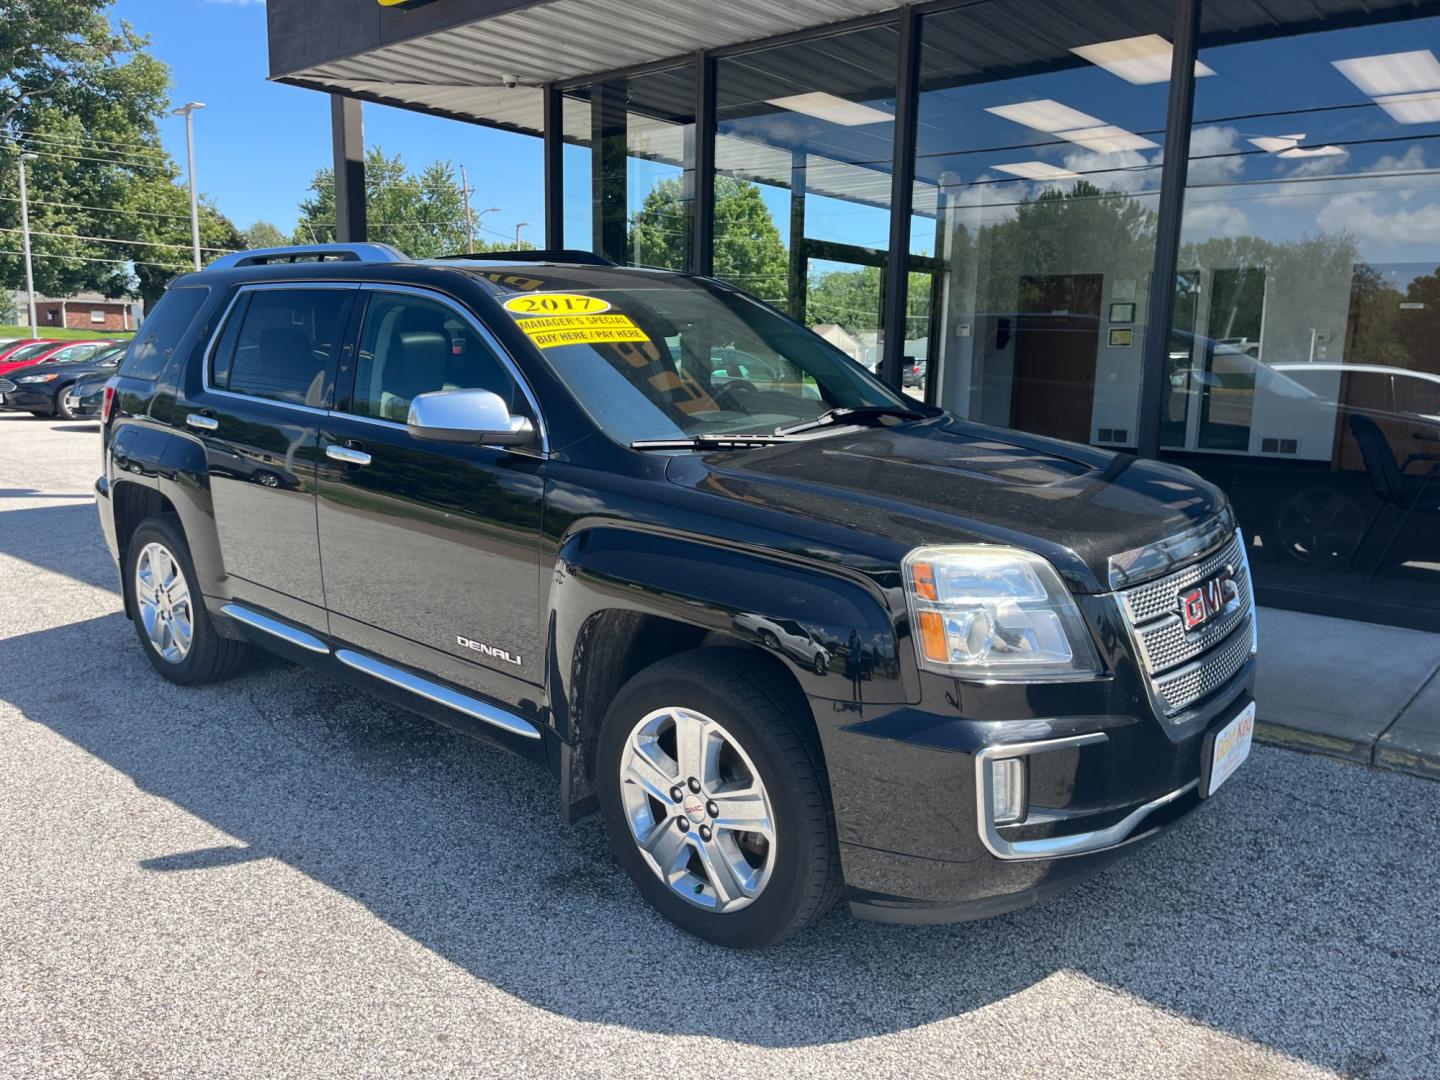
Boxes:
[325,443,371,467]
[185,413,218,432]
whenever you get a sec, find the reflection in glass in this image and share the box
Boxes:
[1161,6,1440,615]
[917,0,1177,447]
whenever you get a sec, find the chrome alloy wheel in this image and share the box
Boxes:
[619,706,777,913]
[61,388,80,415]
[135,541,194,663]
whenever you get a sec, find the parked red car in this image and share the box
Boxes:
[0,339,63,371]
[0,338,120,377]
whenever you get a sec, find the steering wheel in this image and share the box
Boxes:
[712,379,757,409]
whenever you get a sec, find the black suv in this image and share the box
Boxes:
[94,244,1258,947]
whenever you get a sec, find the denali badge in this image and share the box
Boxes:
[1178,568,1236,631]
[456,635,522,666]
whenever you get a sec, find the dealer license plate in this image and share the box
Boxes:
[1204,701,1255,797]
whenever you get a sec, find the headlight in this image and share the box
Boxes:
[17,372,59,383]
[902,545,1100,680]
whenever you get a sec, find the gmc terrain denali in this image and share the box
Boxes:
[94,244,1258,947]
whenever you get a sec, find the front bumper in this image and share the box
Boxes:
[816,647,1256,924]
[0,386,57,411]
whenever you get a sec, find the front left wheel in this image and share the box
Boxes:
[596,649,842,948]
[55,384,79,420]
[125,515,255,685]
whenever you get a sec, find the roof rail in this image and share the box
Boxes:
[432,249,616,267]
[208,243,410,269]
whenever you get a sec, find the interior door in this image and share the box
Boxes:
[315,286,547,702]
[1010,273,1102,443]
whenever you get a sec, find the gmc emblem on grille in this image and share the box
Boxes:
[1178,568,1237,631]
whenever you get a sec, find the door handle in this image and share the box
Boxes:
[185,412,218,432]
[325,443,371,467]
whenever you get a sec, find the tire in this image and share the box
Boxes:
[596,649,842,947]
[124,515,255,685]
[54,384,78,420]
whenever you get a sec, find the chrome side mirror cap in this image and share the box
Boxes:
[406,388,534,446]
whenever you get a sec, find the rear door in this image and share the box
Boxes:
[184,282,358,632]
[316,284,547,701]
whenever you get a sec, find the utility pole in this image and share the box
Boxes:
[17,151,37,337]
[515,221,529,248]
[459,165,475,253]
[172,102,205,270]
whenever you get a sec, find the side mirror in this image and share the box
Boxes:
[406,388,534,446]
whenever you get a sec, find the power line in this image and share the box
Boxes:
[0,194,197,224]
[0,227,236,254]
[0,247,179,270]
[4,146,170,172]
[13,130,168,161]
[12,128,171,154]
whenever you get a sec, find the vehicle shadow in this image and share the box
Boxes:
[0,501,118,592]
[4,610,1437,1072]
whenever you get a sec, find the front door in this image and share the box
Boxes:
[316,286,547,702]
[1011,273,1102,443]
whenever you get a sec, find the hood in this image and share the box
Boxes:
[664,415,1226,593]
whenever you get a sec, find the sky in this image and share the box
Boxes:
[113,0,547,243]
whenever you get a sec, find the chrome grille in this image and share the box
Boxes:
[1116,528,1256,717]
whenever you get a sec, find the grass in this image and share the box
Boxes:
[0,324,133,341]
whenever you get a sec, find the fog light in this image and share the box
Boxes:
[990,757,1028,826]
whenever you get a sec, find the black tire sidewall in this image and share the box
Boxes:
[54,383,77,420]
[596,658,829,948]
[125,517,218,684]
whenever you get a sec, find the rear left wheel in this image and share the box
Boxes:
[596,649,842,948]
[125,516,255,685]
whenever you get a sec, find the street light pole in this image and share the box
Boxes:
[514,221,529,248]
[172,102,205,270]
[17,151,37,337]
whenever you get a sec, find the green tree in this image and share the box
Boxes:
[629,176,788,302]
[294,149,506,258]
[0,1,244,307]
[242,220,286,250]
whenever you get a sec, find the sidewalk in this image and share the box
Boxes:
[1253,606,1440,781]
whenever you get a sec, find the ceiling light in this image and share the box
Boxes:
[1375,90,1440,124]
[1277,145,1346,158]
[1070,34,1215,85]
[1060,124,1158,152]
[766,92,892,126]
[986,99,1104,134]
[1333,50,1440,97]
[993,161,1080,181]
[1248,134,1306,153]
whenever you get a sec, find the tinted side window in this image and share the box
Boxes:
[348,292,525,422]
[120,287,209,380]
[222,289,350,407]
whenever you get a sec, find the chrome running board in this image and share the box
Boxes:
[334,649,541,740]
[221,603,328,654]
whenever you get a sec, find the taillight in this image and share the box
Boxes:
[101,381,117,424]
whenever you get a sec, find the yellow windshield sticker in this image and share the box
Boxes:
[503,293,611,316]
[516,313,650,349]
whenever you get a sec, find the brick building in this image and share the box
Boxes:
[32,293,141,332]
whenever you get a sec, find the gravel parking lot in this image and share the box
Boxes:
[2,411,1438,1080]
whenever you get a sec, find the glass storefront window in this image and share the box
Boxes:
[1162,4,1440,617]
[714,24,899,346]
[918,1,1179,446]
[562,64,695,268]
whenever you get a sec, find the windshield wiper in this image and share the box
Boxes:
[630,433,794,451]
[772,405,927,438]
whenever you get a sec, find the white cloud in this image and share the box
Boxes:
[1286,148,1350,179]
[1316,190,1440,243]
[1180,125,1246,186]
[1181,201,1250,239]
[1371,145,1427,173]
[1060,148,1155,194]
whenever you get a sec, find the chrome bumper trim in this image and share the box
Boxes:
[976,733,1198,860]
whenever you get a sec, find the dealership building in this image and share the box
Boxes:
[267,0,1440,632]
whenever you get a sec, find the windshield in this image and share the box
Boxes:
[487,274,909,444]
[6,342,54,364]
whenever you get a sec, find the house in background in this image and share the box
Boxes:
[33,293,142,332]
